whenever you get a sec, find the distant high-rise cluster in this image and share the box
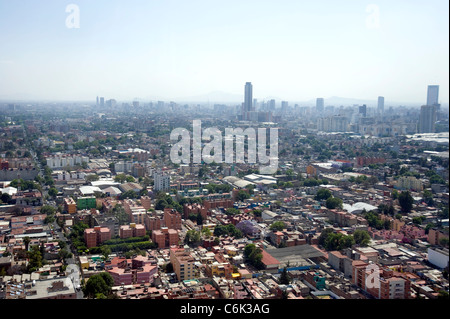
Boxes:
[240,82,273,122]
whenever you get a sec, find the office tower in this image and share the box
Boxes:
[359,104,367,117]
[281,101,288,113]
[316,98,324,113]
[100,97,105,107]
[96,96,99,106]
[269,99,276,111]
[106,99,117,108]
[377,96,384,114]
[244,82,253,112]
[419,105,436,133]
[427,85,439,106]
[427,85,441,119]
[253,98,258,110]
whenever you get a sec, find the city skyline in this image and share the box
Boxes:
[0,0,448,104]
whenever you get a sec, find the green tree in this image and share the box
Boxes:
[201,227,212,237]
[325,197,343,209]
[48,187,58,198]
[83,272,115,299]
[196,212,204,225]
[423,189,434,206]
[184,229,202,245]
[244,244,264,270]
[236,190,250,201]
[40,205,56,215]
[318,228,334,247]
[114,173,127,183]
[225,208,240,216]
[398,191,413,213]
[270,221,286,232]
[27,245,43,273]
[315,188,332,201]
[392,189,399,200]
[353,230,371,247]
[101,246,111,261]
[23,236,31,251]
[279,266,291,285]
[86,174,100,182]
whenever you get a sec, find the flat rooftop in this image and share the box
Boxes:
[266,244,325,268]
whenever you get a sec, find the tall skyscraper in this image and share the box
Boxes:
[244,82,253,113]
[269,99,276,111]
[96,96,99,106]
[377,96,384,114]
[427,85,439,106]
[281,101,288,113]
[359,104,367,118]
[419,105,436,133]
[100,97,105,107]
[316,98,324,113]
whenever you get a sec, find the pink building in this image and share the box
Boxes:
[106,256,158,286]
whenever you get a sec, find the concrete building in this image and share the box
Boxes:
[170,247,197,281]
[419,105,437,133]
[46,154,89,169]
[153,169,170,192]
[63,197,77,214]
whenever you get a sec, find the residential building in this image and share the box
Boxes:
[153,169,170,192]
[151,227,179,248]
[170,247,197,281]
[119,223,146,239]
[84,226,111,248]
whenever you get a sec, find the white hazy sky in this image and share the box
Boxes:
[0,0,448,104]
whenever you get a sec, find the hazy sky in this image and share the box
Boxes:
[0,0,448,104]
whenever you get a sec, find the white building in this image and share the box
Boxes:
[55,171,86,181]
[46,154,89,169]
[396,176,423,191]
[153,170,170,192]
[427,247,449,269]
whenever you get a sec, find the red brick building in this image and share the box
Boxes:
[119,223,146,239]
[183,203,208,220]
[164,208,182,230]
[84,226,111,248]
[152,227,179,248]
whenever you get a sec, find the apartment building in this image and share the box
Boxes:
[170,247,197,281]
[84,226,111,248]
[151,227,179,248]
[164,208,182,230]
[119,223,146,239]
[106,256,158,286]
[351,261,411,299]
[63,197,77,214]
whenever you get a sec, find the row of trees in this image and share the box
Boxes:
[318,228,371,251]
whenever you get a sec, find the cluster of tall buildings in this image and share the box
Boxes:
[240,82,273,122]
[315,85,442,135]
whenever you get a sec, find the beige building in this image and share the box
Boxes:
[170,247,197,281]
